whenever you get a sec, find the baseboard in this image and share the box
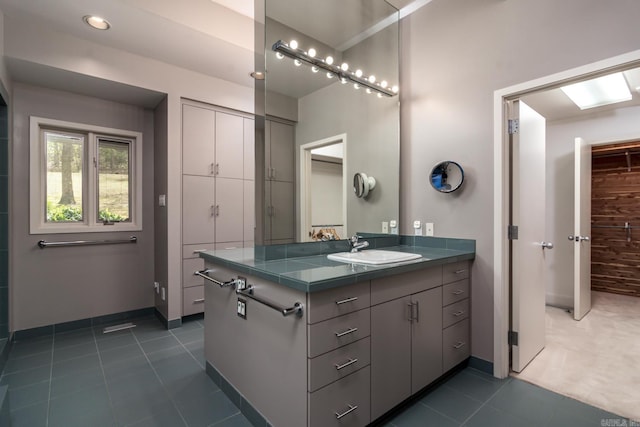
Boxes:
[13,307,155,341]
[468,356,494,375]
[154,308,183,330]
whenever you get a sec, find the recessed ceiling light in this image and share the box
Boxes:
[83,15,111,30]
[560,72,631,110]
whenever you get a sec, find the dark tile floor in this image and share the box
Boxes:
[0,314,627,427]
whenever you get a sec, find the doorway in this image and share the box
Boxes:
[299,135,347,242]
[495,50,640,419]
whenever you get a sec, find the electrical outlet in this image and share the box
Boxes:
[236,276,247,291]
[413,220,422,236]
[390,220,398,235]
[426,222,434,236]
[237,298,247,319]
[158,194,166,207]
[154,281,160,294]
[382,221,389,233]
[161,287,166,301]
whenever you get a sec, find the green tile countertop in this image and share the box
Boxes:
[198,236,475,293]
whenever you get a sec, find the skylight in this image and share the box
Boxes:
[560,72,632,110]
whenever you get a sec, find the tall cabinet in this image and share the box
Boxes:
[264,120,295,244]
[181,102,255,316]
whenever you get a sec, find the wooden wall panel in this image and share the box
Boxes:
[591,143,640,297]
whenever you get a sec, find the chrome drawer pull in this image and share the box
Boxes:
[454,269,466,274]
[335,358,359,370]
[335,296,358,305]
[335,327,358,338]
[335,404,358,419]
[192,249,207,254]
[453,310,465,317]
[452,290,465,295]
[453,341,466,349]
[193,298,205,304]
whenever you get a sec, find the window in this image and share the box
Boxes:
[30,117,143,234]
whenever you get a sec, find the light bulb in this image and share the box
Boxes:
[327,72,334,79]
[311,66,319,73]
[294,59,302,67]
[392,85,399,94]
[275,52,284,59]
[307,48,316,57]
[354,83,360,89]
[380,80,388,88]
[377,93,383,98]
[340,77,348,84]
[368,75,376,83]
[341,63,349,71]
[355,69,363,78]
[325,56,334,65]
[366,89,372,94]
[289,40,298,49]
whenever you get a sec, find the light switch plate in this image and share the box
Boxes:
[236,276,247,291]
[382,221,389,233]
[158,194,166,207]
[426,222,434,236]
[237,298,247,319]
[413,220,422,236]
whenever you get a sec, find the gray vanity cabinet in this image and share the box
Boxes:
[442,261,471,371]
[370,268,444,420]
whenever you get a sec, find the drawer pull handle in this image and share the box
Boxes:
[454,269,466,274]
[453,341,466,349]
[335,327,358,338]
[335,404,358,419]
[192,249,207,254]
[335,296,358,305]
[193,298,205,304]
[452,290,465,295]
[334,358,359,370]
[453,310,465,317]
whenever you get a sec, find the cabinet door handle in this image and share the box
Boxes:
[453,341,466,349]
[407,302,414,322]
[334,358,358,370]
[192,249,207,254]
[271,167,276,179]
[454,269,466,274]
[210,163,215,175]
[335,296,358,305]
[415,301,420,323]
[215,205,220,217]
[210,205,216,217]
[453,310,465,317]
[452,290,465,295]
[335,404,358,419]
[335,327,358,337]
[215,163,220,176]
[193,298,205,304]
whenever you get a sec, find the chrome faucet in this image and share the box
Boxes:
[349,234,369,253]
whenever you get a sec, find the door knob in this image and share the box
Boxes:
[579,236,590,242]
[568,235,590,242]
[541,242,554,249]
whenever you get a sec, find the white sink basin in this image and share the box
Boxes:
[327,250,422,265]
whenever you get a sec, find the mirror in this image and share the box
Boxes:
[430,161,465,193]
[257,0,400,244]
[353,173,377,199]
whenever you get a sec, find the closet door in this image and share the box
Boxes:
[215,178,244,243]
[183,105,215,176]
[215,112,244,179]
[183,175,215,244]
[269,121,294,182]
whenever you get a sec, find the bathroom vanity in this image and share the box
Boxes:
[200,237,474,427]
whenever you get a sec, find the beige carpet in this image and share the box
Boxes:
[512,291,640,421]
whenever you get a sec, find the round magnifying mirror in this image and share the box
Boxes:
[430,161,464,193]
[353,172,376,198]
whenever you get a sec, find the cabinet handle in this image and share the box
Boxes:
[335,327,358,338]
[215,163,220,176]
[454,269,466,274]
[453,341,466,349]
[407,302,414,322]
[415,301,420,323]
[192,249,207,254]
[335,404,358,419]
[210,205,216,217]
[335,296,358,305]
[215,205,220,217]
[271,167,276,179]
[334,358,358,370]
[453,310,465,317]
[193,298,205,304]
[452,290,465,295]
[210,163,215,175]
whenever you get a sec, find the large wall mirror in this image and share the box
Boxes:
[255,0,400,245]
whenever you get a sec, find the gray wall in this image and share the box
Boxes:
[545,105,640,307]
[400,0,640,362]
[11,83,155,331]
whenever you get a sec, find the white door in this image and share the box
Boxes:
[573,137,592,320]
[511,100,549,373]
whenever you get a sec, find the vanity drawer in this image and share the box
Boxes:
[307,281,370,324]
[183,243,215,259]
[371,267,441,305]
[308,366,370,427]
[308,309,370,358]
[183,258,205,288]
[442,279,470,306]
[443,319,470,372]
[308,337,370,392]
[442,299,469,329]
[443,261,470,284]
[183,286,205,316]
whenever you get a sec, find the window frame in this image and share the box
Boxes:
[30,116,143,234]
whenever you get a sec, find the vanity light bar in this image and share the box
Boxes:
[272,40,397,97]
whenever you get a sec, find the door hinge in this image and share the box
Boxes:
[508,119,519,134]
[508,225,518,240]
[508,331,519,346]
